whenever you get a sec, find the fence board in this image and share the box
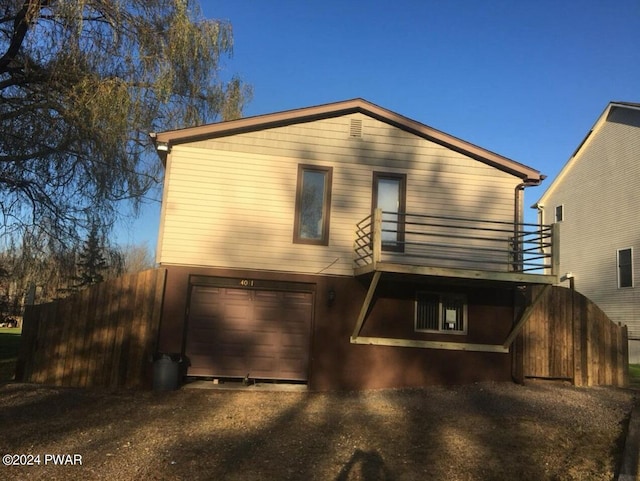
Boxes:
[76,286,97,388]
[110,274,131,389]
[17,269,167,389]
[522,285,628,387]
[126,269,157,388]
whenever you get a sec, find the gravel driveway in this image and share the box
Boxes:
[0,380,635,480]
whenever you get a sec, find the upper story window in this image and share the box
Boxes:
[555,204,564,222]
[293,165,332,245]
[617,247,633,288]
[415,292,467,334]
[372,172,406,252]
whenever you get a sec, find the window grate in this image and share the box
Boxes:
[415,292,466,333]
[416,292,439,330]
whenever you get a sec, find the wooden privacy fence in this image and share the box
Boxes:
[521,285,628,387]
[16,268,166,389]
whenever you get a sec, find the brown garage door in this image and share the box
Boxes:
[185,286,313,381]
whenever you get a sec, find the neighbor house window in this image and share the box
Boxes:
[617,248,633,288]
[294,165,332,245]
[555,204,564,222]
[372,172,406,252]
[415,292,467,334]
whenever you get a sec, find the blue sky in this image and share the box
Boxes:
[117,0,640,248]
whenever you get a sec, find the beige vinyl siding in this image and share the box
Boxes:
[540,106,640,337]
[158,113,520,276]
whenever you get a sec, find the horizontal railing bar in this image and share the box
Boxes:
[395,220,545,237]
[519,252,549,261]
[382,230,552,253]
[521,264,552,272]
[517,232,553,239]
[401,240,520,256]
[380,210,552,230]
[397,229,525,245]
[391,252,526,267]
[520,245,552,254]
[401,219,519,232]
[380,222,552,241]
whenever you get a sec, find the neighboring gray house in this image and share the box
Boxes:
[535,101,640,359]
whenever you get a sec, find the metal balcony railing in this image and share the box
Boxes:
[354,209,557,276]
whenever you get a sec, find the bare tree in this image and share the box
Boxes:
[120,242,155,274]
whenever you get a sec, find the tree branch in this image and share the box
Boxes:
[0,1,44,74]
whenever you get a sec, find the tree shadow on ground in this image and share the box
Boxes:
[0,382,634,481]
[335,449,392,481]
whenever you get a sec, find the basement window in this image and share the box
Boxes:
[415,292,467,334]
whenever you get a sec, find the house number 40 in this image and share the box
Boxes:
[239,279,254,287]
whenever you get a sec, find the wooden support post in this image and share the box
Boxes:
[551,223,560,276]
[351,271,381,340]
[372,208,382,267]
[572,286,584,386]
[621,324,629,387]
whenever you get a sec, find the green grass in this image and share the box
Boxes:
[629,364,640,386]
[0,327,21,382]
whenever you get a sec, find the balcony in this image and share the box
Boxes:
[354,209,558,285]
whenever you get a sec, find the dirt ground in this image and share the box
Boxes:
[0,380,636,481]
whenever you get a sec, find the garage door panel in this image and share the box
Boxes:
[187,355,246,377]
[186,285,313,381]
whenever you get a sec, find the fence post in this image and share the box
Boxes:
[14,304,36,382]
[619,323,629,387]
[571,286,584,386]
[551,223,560,276]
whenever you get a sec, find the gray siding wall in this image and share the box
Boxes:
[540,106,640,337]
[158,113,521,277]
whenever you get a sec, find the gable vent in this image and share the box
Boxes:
[349,119,363,138]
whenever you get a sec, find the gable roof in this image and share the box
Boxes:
[536,101,640,206]
[152,98,543,182]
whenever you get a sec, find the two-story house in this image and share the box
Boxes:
[535,101,640,361]
[152,99,557,391]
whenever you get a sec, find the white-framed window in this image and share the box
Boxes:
[555,204,564,222]
[372,172,406,252]
[415,292,467,334]
[617,247,633,288]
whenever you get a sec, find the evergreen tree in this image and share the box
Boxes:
[74,224,108,288]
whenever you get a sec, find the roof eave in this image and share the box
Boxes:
[154,98,542,181]
[535,100,640,205]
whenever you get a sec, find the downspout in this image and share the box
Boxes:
[510,176,545,383]
[513,178,544,271]
[513,183,526,271]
